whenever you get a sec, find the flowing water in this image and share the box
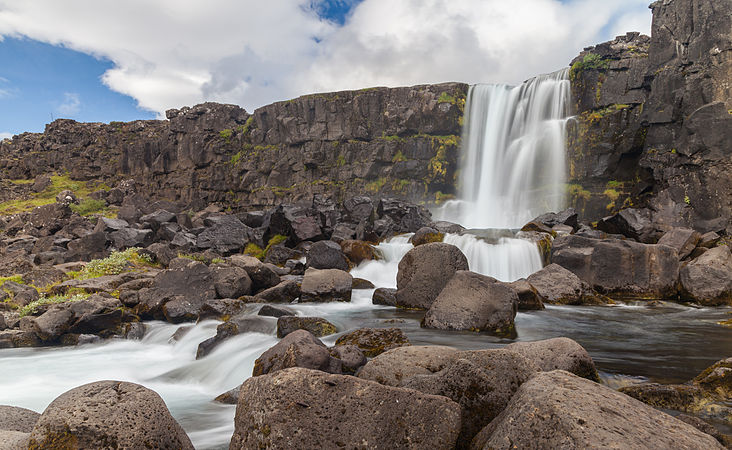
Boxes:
[1,70,730,448]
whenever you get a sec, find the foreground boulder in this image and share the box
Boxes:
[551,235,679,299]
[680,246,732,305]
[334,327,410,357]
[230,367,462,449]
[471,370,723,450]
[504,337,599,381]
[396,243,468,309]
[403,350,538,449]
[252,329,341,376]
[358,345,460,386]
[0,405,40,432]
[423,271,518,336]
[28,381,193,449]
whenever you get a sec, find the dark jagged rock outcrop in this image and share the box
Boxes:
[567,0,732,233]
[0,84,467,210]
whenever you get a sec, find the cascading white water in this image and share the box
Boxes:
[440,69,571,229]
[443,233,542,282]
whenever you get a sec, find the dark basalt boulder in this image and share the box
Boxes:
[252,329,342,376]
[276,316,337,338]
[372,287,397,306]
[526,263,602,305]
[229,255,281,292]
[139,209,176,231]
[343,196,375,223]
[266,205,325,244]
[657,227,701,260]
[551,235,680,300]
[299,267,352,302]
[395,242,468,310]
[257,304,296,318]
[507,278,544,310]
[196,215,255,255]
[504,337,599,381]
[254,280,300,303]
[230,367,462,450]
[0,281,39,307]
[196,315,275,358]
[423,271,518,337]
[471,370,723,450]
[109,227,153,249]
[403,351,538,449]
[377,198,432,234]
[65,231,108,262]
[306,240,349,271]
[28,381,193,450]
[679,246,732,306]
[334,327,410,357]
[596,208,661,243]
[197,298,250,321]
[210,264,252,299]
[532,208,579,230]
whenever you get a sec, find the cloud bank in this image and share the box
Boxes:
[0,0,652,115]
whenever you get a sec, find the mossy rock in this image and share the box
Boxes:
[335,327,410,358]
[276,316,337,338]
[693,357,732,400]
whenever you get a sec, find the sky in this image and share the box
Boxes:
[0,0,652,139]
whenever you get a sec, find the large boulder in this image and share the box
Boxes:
[526,263,600,305]
[471,370,723,450]
[210,264,252,299]
[504,337,599,381]
[0,405,40,432]
[230,367,461,449]
[680,246,732,306]
[196,215,255,255]
[657,227,701,260]
[396,243,468,309]
[28,381,193,449]
[229,255,282,292]
[306,240,349,271]
[254,280,300,303]
[299,267,352,302]
[423,271,518,336]
[358,345,460,386]
[252,329,342,376]
[551,235,680,299]
[403,350,538,449]
[334,327,410,357]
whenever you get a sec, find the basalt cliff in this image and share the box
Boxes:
[0,0,730,232]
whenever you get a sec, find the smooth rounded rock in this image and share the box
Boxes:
[395,243,468,309]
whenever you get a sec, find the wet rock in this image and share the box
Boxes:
[0,330,42,348]
[680,246,732,306]
[31,307,76,342]
[472,370,722,450]
[520,220,555,235]
[527,263,601,305]
[507,278,544,310]
[396,242,468,309]
[210,264,252,299]
[423,271,518,336]
[197,298,250,321]
[403,351,538,449]
[533,208,579,230]
[329,345,367,374]
[252,329,342,376]
[214,386,240,405]
[335,327,410,357]
[358,345,460,386]
[299,267,352,302]
[693,357,732,400]
[28,380,193,450]
[372,287,397,306]
[257,305,296,318]
[619,383,705,411]
[504,337,599,381]
[431,221,466,234]
[124,322,146,340]
[230,367,461,450]
[411,226,444,246]
[551,235,679,300]
[197,315,275,358]
[136,261,216,321]
[254,280,300,303]
[657,227,701,260]
[352,277,375,289]
[306,240,349,271]
[0,405,40,432]
[276,316,337,338]
[339,239,378,265]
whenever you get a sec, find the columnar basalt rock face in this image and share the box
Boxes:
[0,84,467,210]
[568,0,732,232]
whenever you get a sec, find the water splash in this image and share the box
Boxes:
[439,69,571,229]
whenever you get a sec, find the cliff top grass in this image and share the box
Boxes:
[19,293,90,317]
[0,174,112,216]
[67,248,156,280]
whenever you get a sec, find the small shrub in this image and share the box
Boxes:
[244,243,265,260]
[392,150,407,163]
[70,198,107,216]
[75,248,153,279]
[219,129,233,142]
[19,293,89,317]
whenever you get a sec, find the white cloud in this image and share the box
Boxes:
[0,132,13,140]
[57,92,81,116]
[0,0,651,116]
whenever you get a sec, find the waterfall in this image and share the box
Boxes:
[441,69,571,229]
